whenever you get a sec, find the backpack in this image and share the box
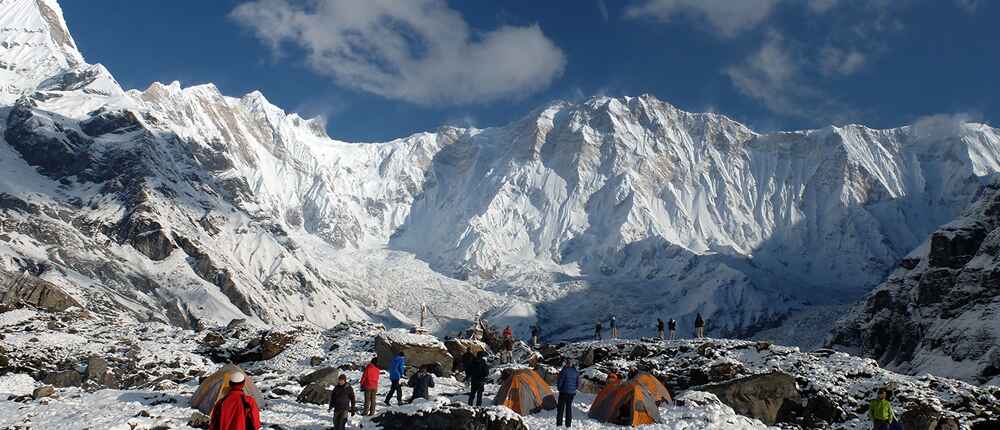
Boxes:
[240,394,257,430]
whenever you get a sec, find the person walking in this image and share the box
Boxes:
[407,366,436,402]
[531,324,541,347]
[466,351,490,406]
[384,351,405,406]
[668,318,677,340]
[694,313,705,339]
[555,359,580,428]
[610,315,618,338]
[209,372,261,430]
[359,358,380,416]
[594,320,603,341]
[328,374,356,430]
[869,388,897,430]
[656,318,665,340]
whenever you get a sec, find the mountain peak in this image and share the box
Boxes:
[0,0,85,103]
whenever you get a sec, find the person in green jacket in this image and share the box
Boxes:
[869,388,896,430]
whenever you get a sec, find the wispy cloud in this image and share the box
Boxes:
[596,0,609,22]
[911,112,980,140]
[231,0,566,106]
[625,0,780,37]
[955,0,980,14]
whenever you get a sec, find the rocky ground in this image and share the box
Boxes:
[0,303,997,430]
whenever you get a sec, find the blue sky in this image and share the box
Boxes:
[61,0,999,142]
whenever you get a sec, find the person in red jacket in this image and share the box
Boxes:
[360,357,381,416]
[210,372,261,430]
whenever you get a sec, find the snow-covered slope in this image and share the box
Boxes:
[829,181,1000,386]
[2,0,1000,351]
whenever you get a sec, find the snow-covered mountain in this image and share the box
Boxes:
[2,0,1000,354]
[828,181,1000,386]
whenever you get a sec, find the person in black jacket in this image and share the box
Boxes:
[668,318,677,340]
[407,366,436,402]
[531,324,541,346]
[695,313,705,339]
[594,320,603,341]
[466,351,490,406]
[328,374,355,430]
[656,318,665,340]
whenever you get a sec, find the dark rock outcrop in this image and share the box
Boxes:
[373,401,527,430]
[0,270,81,312]
[696,372,801,425]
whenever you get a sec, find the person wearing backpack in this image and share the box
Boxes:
[407,366,436,402]
[359,358,380,416]
[594,320,603,341]
[328,374,356,430]
[466,351,490,406]
[869,388,897,430]
[384,351,406,406]
[656,318,665,340]
[209,372,261,430]
[668,318,677,340]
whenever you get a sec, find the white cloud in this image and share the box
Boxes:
[807,0,840,14]
[819,46,866,76]
[597,0,610,22]
[625,0,779,37]
[231,0,566,106]
[911,113,979,140]
[955,0,980,14]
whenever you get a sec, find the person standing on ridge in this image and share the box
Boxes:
[556,359,580,428]
[209,372,261,430]
[531,324,541,347]
[656,318,665,340]
[328,374,356,430]
[384,351,405,406]
[610,315,618,338]
[466,351,490,406]
[594,320,603,341]
[668,318,677,340]
[694,313,705,339]
[359,357,380,416]
[868,388,897,430]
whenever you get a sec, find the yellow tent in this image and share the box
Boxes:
[191,364,264,415]
[493,369,557,415]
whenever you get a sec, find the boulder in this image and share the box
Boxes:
[85,356,118,389]
[261,330,297,360]
[709,360,744,381]
[32,385,55,400]
[445,339,486,372]
[375,330,453,377]
[373,400,527,430]
[901,403,949,430]
[43,370,83,388]
[201,332,224,348]
[299,367,339,387]
[0,270,81,312]
[309,356,324,366]
[698,372,801,425]
[297,382,334,405]
[188,411,211,429]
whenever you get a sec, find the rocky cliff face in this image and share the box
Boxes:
[829,181,1000,386]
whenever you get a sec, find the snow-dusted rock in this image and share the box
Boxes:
[696,371,800,425]
[372,398,527,430]
[375,330,453,377]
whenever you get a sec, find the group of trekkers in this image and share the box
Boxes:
[594,313,706,341]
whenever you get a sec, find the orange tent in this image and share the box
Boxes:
[589,373,672,427]
[493,369,557,415]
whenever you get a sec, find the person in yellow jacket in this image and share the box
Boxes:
[868,388,896,430]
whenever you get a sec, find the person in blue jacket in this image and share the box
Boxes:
[384,351,406,406]
[555,359,580,428]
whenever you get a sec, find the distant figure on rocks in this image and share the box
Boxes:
[467,351,490,406]
[610,315,618,338]
[595,320,603,341]
[359,358,380,416]
[384,351,405,406]
[407,365,436,402]
[668,318,677,340]
[695,313,705,338]
[328,374,356,430]
[502,334,515,364]
[531,324,541,346]
[209,372,261,430]
[556,360,580,428]
[868,388,897,430]
[656,318,665,340]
